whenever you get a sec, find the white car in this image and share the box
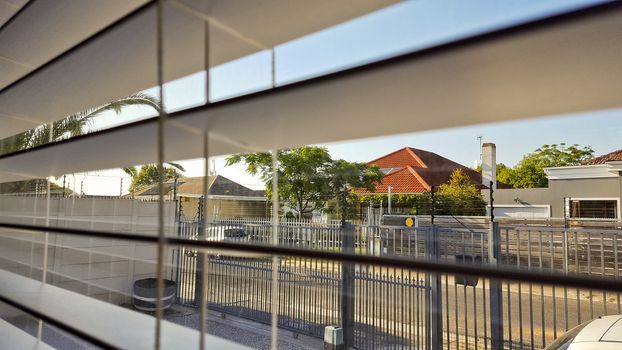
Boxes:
[546,315,622,349]
[204,226,250,243]
[204,226,270,259]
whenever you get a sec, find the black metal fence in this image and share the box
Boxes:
[172,215,622,349]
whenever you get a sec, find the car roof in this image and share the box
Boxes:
[569,342,622,349]
[573,315,622,343]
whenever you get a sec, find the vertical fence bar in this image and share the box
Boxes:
[270,149,279,350]
[426,224,442,350]
[489,221,504,349]
[341,222,356,348]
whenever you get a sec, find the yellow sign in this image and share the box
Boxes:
[404,217,415,227]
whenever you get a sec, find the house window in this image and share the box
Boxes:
[570,200,618,219]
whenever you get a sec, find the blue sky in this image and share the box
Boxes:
[81,0,621,194]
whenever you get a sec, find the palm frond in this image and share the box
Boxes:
[0,93,160,154]
[165,162,186,172]
[122,167,138,177]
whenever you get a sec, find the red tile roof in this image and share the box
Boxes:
[357,166,429,194]
[582,149,622,165]
[357,147,508,194]
[368,147,425,168]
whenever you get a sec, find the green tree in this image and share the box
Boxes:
[475,163,513,185]
[496,163,516,187]
[325,159,383,224]
[226,147,333,218]
[225,146,382,219]
[436,169,486,216]
[507,143,593,188]
[124,163,185,193]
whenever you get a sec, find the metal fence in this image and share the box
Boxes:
[172,217,622,349]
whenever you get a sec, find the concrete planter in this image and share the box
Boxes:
[133,278,177,311]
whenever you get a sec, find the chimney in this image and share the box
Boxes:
[482,143,496,190]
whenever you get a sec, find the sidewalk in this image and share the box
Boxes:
[165,305,322,350]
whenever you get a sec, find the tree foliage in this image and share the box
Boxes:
[504,144,593,188]
[475,143,594,188]
[359,169,485,216]
[125,163,185,193]
[325,159,383,222]
[225,146,382,219]
[436,169,486,216]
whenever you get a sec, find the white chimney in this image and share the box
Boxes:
[481,143,496,190]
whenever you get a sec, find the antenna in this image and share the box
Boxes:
[477,135,483,160]
[474,135,483,168]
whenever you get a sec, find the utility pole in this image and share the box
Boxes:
[387,186,393,214]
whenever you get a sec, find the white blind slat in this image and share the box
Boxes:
[0,0,396,139]
[2,5,620,183]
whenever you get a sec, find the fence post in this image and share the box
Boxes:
[341,222,355,348]
[489,221,504,349]
[194,196,205,306]
[425,224,442,350]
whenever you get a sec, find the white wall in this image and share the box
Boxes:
[0,196,176,304]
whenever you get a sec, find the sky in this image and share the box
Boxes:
[65,0,622,195]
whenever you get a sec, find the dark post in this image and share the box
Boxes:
[489,181,494,222]
[426,186,441,350]
[195,196,205,306]
[563,197,570,273]
[488,181,504,349]
[430,186,435,225]
[62,175,66,197]
[340,188,355,349]
[425,224,442,350]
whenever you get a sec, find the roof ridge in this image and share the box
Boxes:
[366,147,413,165]
[406,165,431,191]
[405,147,427,168]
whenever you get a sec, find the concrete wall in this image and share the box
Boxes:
[483,176,622,218]
[0,196,176,305]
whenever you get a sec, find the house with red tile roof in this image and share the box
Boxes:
[356,147,496,195]
[581,148,622,165]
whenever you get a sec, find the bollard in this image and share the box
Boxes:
[324,326,344,350]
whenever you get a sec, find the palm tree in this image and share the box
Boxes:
[0,92,159,154]
[123,162,186,195]
[0,93,160,194]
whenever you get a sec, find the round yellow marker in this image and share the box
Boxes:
[404,217,415,227]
